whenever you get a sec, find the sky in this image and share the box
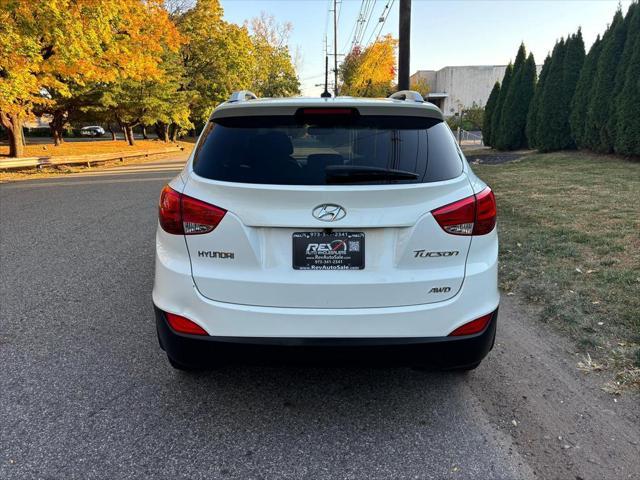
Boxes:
[221,0,633,96]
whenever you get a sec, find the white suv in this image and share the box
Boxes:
[153,90,499,370]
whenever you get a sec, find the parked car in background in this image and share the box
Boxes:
[153,90,499,371]
[79,126,105,137]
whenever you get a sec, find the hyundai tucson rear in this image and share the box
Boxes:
[153,91,499,370]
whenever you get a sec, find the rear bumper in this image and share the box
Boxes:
[155,306,498,368]
[152,224,500,338]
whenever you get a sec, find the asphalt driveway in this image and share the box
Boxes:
[1,165,637,479]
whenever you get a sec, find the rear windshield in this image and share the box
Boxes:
[192,114,463,185]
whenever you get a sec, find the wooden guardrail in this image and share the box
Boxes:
[0,145,184,171]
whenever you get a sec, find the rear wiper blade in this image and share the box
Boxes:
[325,165,419,183]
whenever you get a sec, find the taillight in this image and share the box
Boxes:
[158,185,226,235]
[473,187,497,235]
[431,186,496,236]
[431,195,475,235]
[165,312,208,335]
[448,312,493,336]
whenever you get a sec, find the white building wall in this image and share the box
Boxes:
[411,65,543,116]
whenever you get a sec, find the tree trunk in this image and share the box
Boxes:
[49,110,66,146]
[0,111,25,158]
[142,125,148,140]
[169,123,179,142]
[125,126,135,146]
[156,122,169,143]
[107,124,116,141]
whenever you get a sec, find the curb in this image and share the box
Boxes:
[0,145,185,171]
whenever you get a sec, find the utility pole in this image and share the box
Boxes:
[333,0,339,96]
[398,0,411,91]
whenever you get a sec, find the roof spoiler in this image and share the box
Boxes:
[228,91,258,103]
[388,90,424,103]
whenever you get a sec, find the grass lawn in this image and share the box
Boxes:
[0,138,193,158]
[474,151,639,391]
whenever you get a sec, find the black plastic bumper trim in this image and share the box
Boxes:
[154,305,498,368]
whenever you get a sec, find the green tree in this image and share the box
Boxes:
[535,39,567,151]
[609,3,640,151]
[526,54,550,148]
[584,9,627,152]
[495,44,526,149]
[497,45,536,150]
[489,63,513,147]
[614,7,640,155]
[98,53,192,146]
[570,35,603,149]
[559,30,586,149]
[482,82,500,147]
[249,13,301,97]
[176,0,256,123]
[176,2,300,124]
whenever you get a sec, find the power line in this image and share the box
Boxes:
[341,6,359,54]
[359,0,378,46]
[360,0,378,46]
[365,0,394,47]
[362,0,398,96]
[351,0,376,50]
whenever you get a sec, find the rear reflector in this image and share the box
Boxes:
[159,185,226,235]
[431,186,496,236]
[448,312,493,336]
[166,312,208,336]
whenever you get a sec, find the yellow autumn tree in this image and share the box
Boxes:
[339,35,398,97]
[0,0,181,157]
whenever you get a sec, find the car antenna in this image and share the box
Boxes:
[320,55,332,98]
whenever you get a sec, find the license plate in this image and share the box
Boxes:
[292,232,365,270]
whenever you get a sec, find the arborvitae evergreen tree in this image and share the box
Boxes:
[536,39,567,151]
[489,63,513,147]
[584,9,627,152]
[559,30,586,149]
[496,44,532,150]
[614,11,640,155]
[609,3,640,150]
[526,54,551,148]
[570,35,603,149]
[482,82,500,147]
[497,47,537,150]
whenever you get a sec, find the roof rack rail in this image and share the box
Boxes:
[228,90,258,103]
[388,90,424,103]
